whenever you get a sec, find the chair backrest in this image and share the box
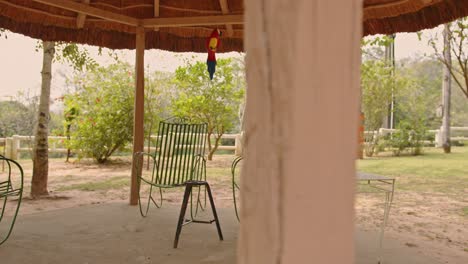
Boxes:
[153,119,207,186]
[0,155,24,195]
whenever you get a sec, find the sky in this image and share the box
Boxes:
[0,28,440,101]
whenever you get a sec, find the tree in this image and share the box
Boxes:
[64,100,79,162]
[424,18,468,152]
[31,41,55,197]
[360,60,395,156]
[361,60,395,130]
[0,28,7,39]
[391,72,430,156]
[144,70,173,168]
[441,24,452,153]
[65,63,134,163]
[31,41,98,197]
[0,100,35,137]
[396,58,441,129]
[427,18,468,98]
[172,59,245,160]
[361,57,433,156]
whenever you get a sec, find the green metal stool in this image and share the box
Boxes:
[0,155,24,246]
[231,156,242,222]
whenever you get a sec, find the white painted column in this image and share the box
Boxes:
[239,1,362,263]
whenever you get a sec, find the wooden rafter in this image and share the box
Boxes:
[32,0,139,26]
[154,0,160,31]
[219,0,234,37]
[32,0,243,28]
[76,0,90,29]
[142,14,243,28]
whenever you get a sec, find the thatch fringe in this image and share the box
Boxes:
[364,0,468,36]
[0,0,467,50]
[364,0,444,20]
[0,15,243,52]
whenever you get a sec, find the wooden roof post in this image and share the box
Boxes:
[130,27,145,205]
[239,0,361,262]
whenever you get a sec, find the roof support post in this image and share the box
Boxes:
[239,0,361,262]
[130,27,145,205]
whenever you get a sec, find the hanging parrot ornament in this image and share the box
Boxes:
[206,29,221,80]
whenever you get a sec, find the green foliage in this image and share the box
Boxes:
[0,100,34,137]
[144,71,174,151]
[361,56,434,157]
[361,35,394,60]
[172,58,245,160]
[0,28,7,39]
[35,42,98,71]
[397,58,441,126]
[0,92,63,137]
[424,18,468,98]
[65,63,135,163]
[383,121,427,156]
[361,60,395,131]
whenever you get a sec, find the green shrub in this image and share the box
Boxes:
[384,121,427,156]
[65,63,135,163]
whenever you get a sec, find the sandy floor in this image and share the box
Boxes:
[0,202,460,264]
[1,155,467,263]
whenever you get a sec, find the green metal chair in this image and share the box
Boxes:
[231,156,242,222]
[134,118,223,248]
[0,155,24,246]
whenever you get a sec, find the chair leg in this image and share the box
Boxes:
[205,183,223,241]
[174,184,193,248]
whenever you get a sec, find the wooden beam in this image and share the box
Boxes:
[142,14,243,28]
[219,0,234,37]
[130,27,145,205]
[154,0,160,31]
[76,0,90,29]
[32,0,139,26]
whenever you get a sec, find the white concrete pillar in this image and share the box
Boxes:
[239,1,362,263]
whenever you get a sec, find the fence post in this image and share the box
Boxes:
[235,133,243,156]
[52,137,57,153]
[4,138,12,159]
[435,127,442,147]
[378,128,384,138]
[11,135,20,160]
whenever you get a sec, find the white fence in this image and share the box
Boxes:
[0,135,67,160]
[364,127,468,146]
[0,133,243,160]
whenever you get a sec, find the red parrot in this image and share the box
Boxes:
[206,29,221,80]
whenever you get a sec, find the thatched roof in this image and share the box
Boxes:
[0,0,468,51]
[364,0,468,35]
[0,0,244,51]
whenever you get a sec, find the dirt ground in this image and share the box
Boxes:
[2,155,467,263]
[1,203,453,264]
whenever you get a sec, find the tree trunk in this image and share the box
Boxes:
[442,24,452,153]
[146,121,153,170]
[65,124,71,162]
[31,41,55,198]
[206,131,213,160]
[383,34,395,129]
[207,132,223,161]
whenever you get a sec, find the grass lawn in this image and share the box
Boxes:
[357,146,468,196]
[356,146,468,258]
